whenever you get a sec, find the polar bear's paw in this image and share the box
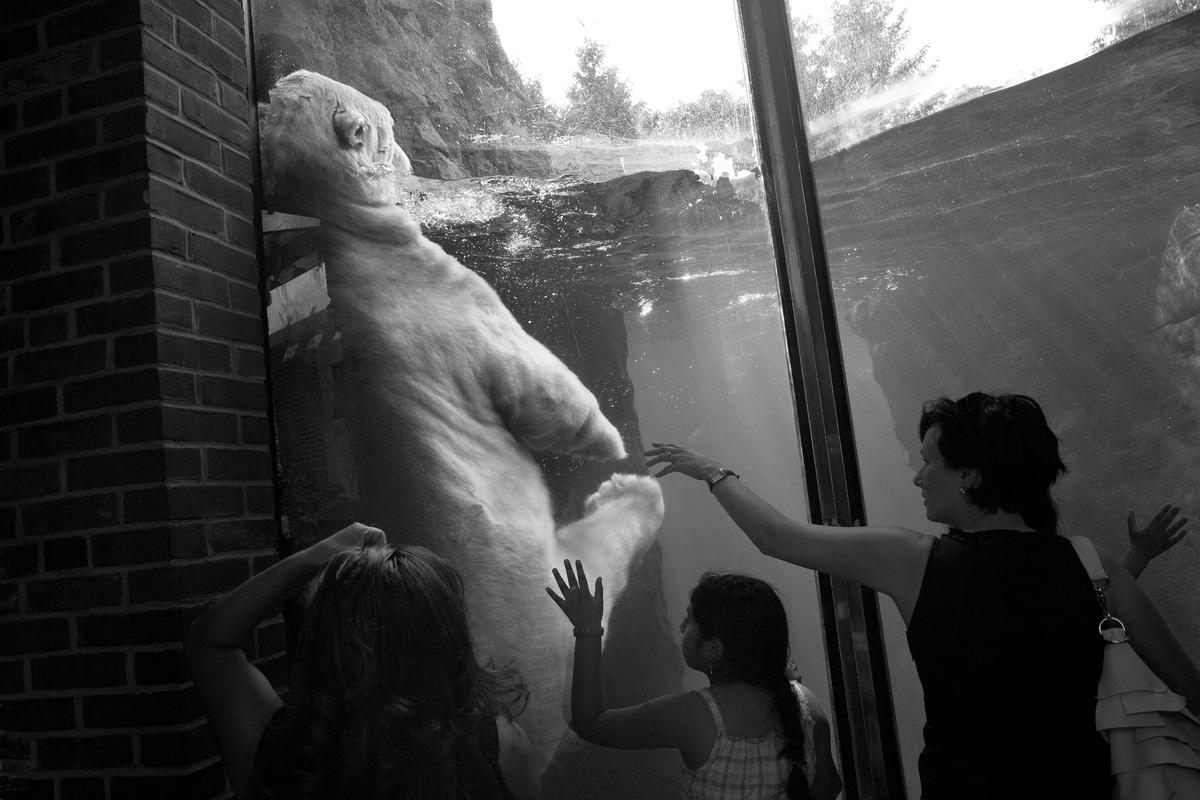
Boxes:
[582,473,665,529]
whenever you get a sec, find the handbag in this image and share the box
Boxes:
[1068,536,1200,799]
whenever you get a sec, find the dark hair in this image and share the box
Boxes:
[252,544,526,799]
[690,573,813,800]
[919,392,1067,533]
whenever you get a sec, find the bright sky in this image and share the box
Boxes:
[491,0,1139,110]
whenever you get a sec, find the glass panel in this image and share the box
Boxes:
[791,1,1200,795]
[251,0,834,795]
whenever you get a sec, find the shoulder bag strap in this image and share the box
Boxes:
[1068,535,1127,641]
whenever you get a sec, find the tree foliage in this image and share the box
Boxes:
[562,39,643,138]
[1091,0,1200,50]
[791,0,932,119]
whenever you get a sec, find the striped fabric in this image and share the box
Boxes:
[681,682,816,800]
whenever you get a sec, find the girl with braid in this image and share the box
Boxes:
[548,562,841,800]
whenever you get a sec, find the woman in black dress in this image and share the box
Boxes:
[646,392,1200,799]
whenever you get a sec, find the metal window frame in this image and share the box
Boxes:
[736,1,907,797]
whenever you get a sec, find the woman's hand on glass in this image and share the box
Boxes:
[546,559,603,631]
[643,441,725,481]
[1127,504,1188,562]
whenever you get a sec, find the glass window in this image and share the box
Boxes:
[252,0,834,795]
[789,1,1200,794]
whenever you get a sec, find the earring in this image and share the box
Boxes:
[959,487,967,495]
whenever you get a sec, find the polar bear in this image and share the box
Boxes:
[258,70,664,755]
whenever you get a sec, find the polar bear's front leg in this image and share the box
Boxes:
[550,474,665,624]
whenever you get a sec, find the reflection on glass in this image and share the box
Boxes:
[252,0,832,796]
[792,1,1200,795]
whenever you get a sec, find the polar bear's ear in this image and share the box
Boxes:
[333,103,369,149]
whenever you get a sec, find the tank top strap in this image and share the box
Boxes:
[695,687,726,733]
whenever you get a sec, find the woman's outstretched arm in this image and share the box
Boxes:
[1120,504,1188,579]
[185,522,384,797]
[645,443,932,621]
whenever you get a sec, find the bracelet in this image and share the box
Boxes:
[706,467,740,492]
[573,627,604,638]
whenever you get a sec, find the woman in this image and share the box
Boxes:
[186,523,541,799]
[548,561,841,799]
[646,392,1200,799]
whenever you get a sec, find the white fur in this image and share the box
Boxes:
[261,71,663,754]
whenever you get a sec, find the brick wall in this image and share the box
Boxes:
[0,1,279,797]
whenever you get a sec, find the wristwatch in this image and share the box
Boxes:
[705,467,740,492]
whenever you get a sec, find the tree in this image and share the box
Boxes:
[563,38,643,138]
[791,0,932,119]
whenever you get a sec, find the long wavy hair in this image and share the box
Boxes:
[690,573,813,800]
[251,544,527,799]
[919,392,1067,533]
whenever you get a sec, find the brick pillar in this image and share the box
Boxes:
[0,1,278,797]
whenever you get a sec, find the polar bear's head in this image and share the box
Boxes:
[259,70,413,219]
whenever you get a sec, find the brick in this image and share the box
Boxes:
[28,573,122,612]
[142,36,218,102]
[240,415,270,444]
[67,68,143,113]
[42,536,88,570]
[122,485,167,522]
[1,696,75,731]
[212,14,245,57]
[92,523,206,566]
[217,78,248,118]
[64,367,159,413]
[38,733,133,769]
[197,374,266,410]
[145,106,220,164]
[0,26,39,63]
[208,0,244,27]
[184,158,251,208]
[144,66,180,113]
[31,651,126,691]
[196,305,261,345]
[0,778,54,800]
[0,618,70,656]
[148,178,225,235]
[150,216,187,257]
[177,21,245,88]
[82,686,198,728]
[14,340,107,384]
[159,369,197,402]
[0,167,52,205]
[59,218,151,265]
[133,648,183,684]
[45,1,142,48]
[18,413,112,459]
[181,90,248,149]
[206,447,270,481]
[22,492,119,536]
[101,104,146,143]
[117,406,163,443]
[11,193,101,241]
[55,143,147,191]
[0,463,59,503]
[68,447,165,490]
[0,582,18,615]
[0,509,15,540]
[188,231,257,280]
[2,41,94,95]
[0,660,25,695]
[139,721,218,766]
[104,179,148,216]
[0,544,39,579]
[160,484,244,519]
[23,91,63,126]
[0,242,53,279]
[144,254,231,303]
[110,761,226,797]
[4,118,96,168]
[59,777,105,800]
[221,145,251,183]
[164,446,202,479]
[99,28,142,71]
[210,518,276,553]
[11,266,105,313]
[77,607,197,647]
[148,142,183,181]
[113,330,158,368]
[76,293,157,336]
[157,332,231,370]
[29,312,70,346]
[0,386,58,425]
[246,485,276,514]
[0,102,16,133]
[226,213,256,249]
